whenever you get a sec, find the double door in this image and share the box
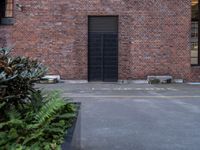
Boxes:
[88,17,118,82]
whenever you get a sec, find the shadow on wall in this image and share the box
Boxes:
[0,36,6,47]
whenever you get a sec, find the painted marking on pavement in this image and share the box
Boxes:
[63,95,200,98]
[90,88,178,91]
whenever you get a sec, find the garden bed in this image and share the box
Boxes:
[0,48,80,149]
[62,102,81,150]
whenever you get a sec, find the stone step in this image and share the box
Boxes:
[147,76,173,84]
[39,75,60,84]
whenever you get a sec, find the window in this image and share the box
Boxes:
[191,0,199,65]
[0,1,6,19]
[0,0,14,25]
[5,0,13,17]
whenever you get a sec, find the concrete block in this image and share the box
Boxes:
[147,76,173,84]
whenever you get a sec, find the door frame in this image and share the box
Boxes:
[87,16,119,82]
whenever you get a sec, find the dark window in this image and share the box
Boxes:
[0,1,6,19]
[191,0,200,65]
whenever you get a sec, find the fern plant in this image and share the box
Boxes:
[28,91,66,129]
[0,91,77,150]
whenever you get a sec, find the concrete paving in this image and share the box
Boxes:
[38,83,200,150]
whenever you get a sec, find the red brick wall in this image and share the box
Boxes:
[1,0,199,81]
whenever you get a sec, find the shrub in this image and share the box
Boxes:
[0,48,47,112]
[0,48,77,149]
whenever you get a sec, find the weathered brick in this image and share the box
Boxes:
[0,0,199,81]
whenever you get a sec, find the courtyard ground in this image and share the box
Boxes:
[38,82,200,150]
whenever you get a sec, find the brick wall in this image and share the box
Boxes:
[1,0,199,81]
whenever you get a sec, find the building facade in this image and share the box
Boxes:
[0,0,200,81]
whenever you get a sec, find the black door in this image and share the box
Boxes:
[88,17,118,82]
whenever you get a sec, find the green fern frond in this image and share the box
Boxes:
[7,128,18,140]
[29,90,44,112]
[0,102,6,109]
[0,109,23,129]
[7,108,21,120]
[0,119,24,129]
[65,103,77,112]
[0,132,6,138]
[56,113,76,119]
[22,130,43,145]
[34,92,66,126]
[45,91,62,102]
[44,127,64,134]
[29,143,41,150]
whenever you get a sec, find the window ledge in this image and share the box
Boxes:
[192,65,200,69]
[0,17,15,25]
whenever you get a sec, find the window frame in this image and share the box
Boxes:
[0,0,15,25]
[192,0,200,66]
